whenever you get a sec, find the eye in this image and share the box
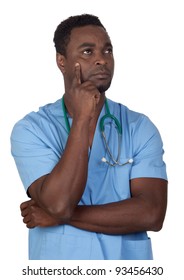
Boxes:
[104,47,113,54]
[83,49,92,55]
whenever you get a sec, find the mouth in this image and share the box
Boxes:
[91,71,111,80]
[89,71,112,93]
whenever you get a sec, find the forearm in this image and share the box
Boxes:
[69,198,158,235]
[30,119,90,219]
[68,178,167,234]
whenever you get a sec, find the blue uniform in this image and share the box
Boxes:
[10,98,167,260]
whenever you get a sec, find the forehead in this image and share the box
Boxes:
[68,25,112,49]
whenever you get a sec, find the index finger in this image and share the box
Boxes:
[74,63,81,85]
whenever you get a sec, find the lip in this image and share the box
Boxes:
[91,72,111,79]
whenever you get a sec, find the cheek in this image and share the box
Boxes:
[64,60,77,78]
[78,64,91,82]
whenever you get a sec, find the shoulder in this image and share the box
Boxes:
[107,98,163,151]
[11,99,62,140]
[107,98,155,130]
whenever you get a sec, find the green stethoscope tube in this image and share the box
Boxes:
[99,99,122,135]
[61,96,132,166]
[61,96,122,135]
[61,96,71,134]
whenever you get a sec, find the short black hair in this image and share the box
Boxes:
[53,14,106,56]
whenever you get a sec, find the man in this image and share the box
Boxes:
[11,14,167,260]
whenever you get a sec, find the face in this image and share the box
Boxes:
[58,25,114,93]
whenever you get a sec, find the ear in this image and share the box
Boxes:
[56,53,66,74]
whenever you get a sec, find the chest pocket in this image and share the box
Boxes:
[80,161,132,206]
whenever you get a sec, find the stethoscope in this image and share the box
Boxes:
[62,96,133,167]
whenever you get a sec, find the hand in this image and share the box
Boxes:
[65,63,101,121]
[20,199,60,228]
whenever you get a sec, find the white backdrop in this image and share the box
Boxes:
[1,0,184,278]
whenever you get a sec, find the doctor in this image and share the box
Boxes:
[11,14,168,260]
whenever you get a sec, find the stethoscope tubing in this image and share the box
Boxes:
[61,96,133,167]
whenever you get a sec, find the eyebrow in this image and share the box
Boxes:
[77,42,113,49]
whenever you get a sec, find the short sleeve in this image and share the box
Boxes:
[130,115,167,180]
[10,118,60,191]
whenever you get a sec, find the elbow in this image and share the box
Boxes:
[46,203,74,223]
[147,210,166,232]
[150,219,164,232]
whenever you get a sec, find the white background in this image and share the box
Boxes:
[1,0,184,278]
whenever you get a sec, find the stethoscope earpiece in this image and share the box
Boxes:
[101,157,107,163]
[101,157,133,167]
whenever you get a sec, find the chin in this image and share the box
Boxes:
[97,82,111,94]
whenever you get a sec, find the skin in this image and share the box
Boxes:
[20,25,168,235]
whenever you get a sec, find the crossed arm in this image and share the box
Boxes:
[21,177,167,235]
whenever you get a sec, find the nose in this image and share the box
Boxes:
[95,52,107,66]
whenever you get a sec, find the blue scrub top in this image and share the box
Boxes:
[10,98,167,260]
